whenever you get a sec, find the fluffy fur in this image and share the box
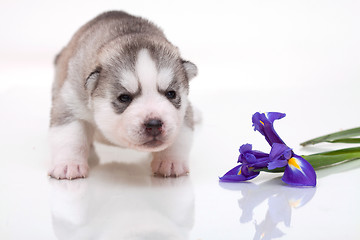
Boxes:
[49,11,197,179]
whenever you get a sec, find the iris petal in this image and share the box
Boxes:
[239,144,252,153]
[252,112,286,146]
[266,112,286,123]
[268,159,288,170]
[251,150,270,159]
[244,153,257,163]
[269,143,292,161]
[219,165,260,182]
[268,143,292,170]
[238,144,269,164]
[281,155,317,187]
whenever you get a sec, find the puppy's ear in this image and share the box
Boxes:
[85,66,101,94]
[182,60,198,80]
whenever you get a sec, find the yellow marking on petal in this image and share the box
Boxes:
[259,120,265,125]
[237,169,241,175]
[288,157,301,170]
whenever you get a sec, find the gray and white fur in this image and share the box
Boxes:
[49,11,197,179]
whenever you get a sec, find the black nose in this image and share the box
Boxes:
[144,119,163,136]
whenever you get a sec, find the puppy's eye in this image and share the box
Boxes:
[165,90,176,100]
[118,94,132,103]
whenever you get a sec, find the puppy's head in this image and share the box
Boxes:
[87,38,197,152]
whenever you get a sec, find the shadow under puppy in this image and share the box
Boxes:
[49,11,198,180]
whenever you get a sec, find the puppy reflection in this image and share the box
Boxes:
[49,159,194,240]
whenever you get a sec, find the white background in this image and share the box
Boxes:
[1,0,360,239]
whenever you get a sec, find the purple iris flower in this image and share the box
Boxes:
[220,112,317,187]
[219,144,269,182]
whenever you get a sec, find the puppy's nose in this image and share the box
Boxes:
[144,119,163,136]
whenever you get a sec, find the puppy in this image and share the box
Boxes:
[49,11,197,180]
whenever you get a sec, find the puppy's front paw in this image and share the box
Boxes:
[151,158,189,177]
[48,162,89,180]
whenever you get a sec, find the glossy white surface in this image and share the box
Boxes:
[1,1,360,239]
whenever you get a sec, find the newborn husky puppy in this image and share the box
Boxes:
[49,11,197,180]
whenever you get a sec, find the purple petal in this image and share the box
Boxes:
[281,155,317,187]
[251,150,270,159]
[268,159,288,170]
[238,144,269,164]
[269,143,292,161]
[267,143,292,170]
[251,157,271,168]
[266,112,286,123]
[219,165,260,182]
[252,112,266,135]
[239,144,252,154]
[243,153,257,163]
[252,112,286,146]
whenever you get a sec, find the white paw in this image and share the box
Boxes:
[151,158,189,177]
[48,162,89,180]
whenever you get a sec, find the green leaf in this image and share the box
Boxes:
[326,138,360,144]
[255,147,360,173]
[303,147,360,169]
[300,127,360,146]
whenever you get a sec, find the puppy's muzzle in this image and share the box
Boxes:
[144,119,163,137]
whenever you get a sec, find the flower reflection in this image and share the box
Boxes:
[220,179,316,240]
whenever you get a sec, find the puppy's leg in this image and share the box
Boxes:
[48,120,93,180]
[151,124,193,177]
